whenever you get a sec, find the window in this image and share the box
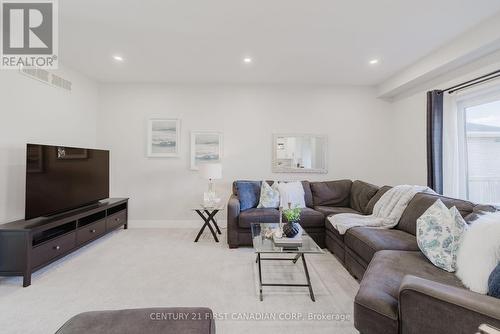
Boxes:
[462,97,500,204]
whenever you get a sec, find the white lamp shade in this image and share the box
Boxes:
[199,163,222,180]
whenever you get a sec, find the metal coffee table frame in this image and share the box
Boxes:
[251,223,323,302]
[255,252,315,301]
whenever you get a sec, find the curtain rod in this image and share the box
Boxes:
[447,73,500,94]
[442,69,500,94]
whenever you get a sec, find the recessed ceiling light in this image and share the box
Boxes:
[243,57,252,64]
[113,55,124,62]
[369,59,379,65]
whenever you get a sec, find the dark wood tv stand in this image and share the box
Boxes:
[0,198,128,287]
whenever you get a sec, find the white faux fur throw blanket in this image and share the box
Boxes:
[328,185,433,235]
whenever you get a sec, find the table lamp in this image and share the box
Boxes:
[199,163,222,206]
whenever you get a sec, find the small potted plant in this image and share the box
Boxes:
[282,203,301,238]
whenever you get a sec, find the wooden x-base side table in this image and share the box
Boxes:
[193,208,222,242]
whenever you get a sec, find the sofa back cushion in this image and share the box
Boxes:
[397,193,475,235]
[350,180,379,214]
[465,204,498,222]
[365,185,391,214]
[301,181,314,208]
[310,180,352,207]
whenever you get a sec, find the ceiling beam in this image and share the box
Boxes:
[377,12,500,100]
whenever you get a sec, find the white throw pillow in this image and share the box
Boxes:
[416,199,468,272]
[257,182,280,208]
[277,181,306,209]
[456,211,500,294]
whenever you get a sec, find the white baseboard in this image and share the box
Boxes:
[128,219,227,229]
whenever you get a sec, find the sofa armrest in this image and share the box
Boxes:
[227,194,240,248]
[399,275,500,334]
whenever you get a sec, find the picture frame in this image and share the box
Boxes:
[190,131,223,170]
[147,118,181,157]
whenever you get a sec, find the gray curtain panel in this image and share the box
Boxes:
[426,90,444,194]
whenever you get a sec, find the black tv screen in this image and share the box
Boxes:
[25,144,109,220]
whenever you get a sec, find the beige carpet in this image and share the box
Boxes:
[0,228,359,334]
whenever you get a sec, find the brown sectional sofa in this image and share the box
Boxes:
[227,179,500,334]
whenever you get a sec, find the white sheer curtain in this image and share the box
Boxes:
[442,93,467,199]
[442,82,500,200]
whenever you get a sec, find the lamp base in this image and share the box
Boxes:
[203,179,220,207]
[203,192,220,208]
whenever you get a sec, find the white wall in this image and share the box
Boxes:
[97,84,395,225]
[0,65,100,222]
[0,70,417,226]
[5,57,497,226]
[389,52,500,186]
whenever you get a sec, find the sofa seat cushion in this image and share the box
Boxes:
[345,228,419,264]
[297,208,325,228]
[238,208,279,228]
[326,220,345,238]
[324,210,360,244]
[354,250,463,333]
[314,206,360,217]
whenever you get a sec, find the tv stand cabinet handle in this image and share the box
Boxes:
[54,245,60,250]
[115,217,120,222]
[90,229,96,233]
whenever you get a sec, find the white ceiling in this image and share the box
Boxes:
[59,0,500,85]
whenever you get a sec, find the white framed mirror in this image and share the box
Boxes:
[272,134,328,173]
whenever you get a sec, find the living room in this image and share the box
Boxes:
[1,1,500,333]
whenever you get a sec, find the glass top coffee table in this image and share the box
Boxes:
[251,223,323,301]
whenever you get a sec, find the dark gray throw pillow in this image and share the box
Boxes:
[235,181,261,211]
[488,262,500,298]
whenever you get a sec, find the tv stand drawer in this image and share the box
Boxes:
[106,210,126,231]
[77,219,106,245]
[32,232,76,269]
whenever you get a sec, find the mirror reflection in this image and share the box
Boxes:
[273,134,327,173]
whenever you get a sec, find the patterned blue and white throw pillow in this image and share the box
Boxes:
[416,199,468,272]
[257,181,280,208]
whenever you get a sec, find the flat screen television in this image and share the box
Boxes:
[25,144,109,220]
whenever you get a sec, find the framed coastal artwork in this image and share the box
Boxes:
[190,131,223,170]
[147,119,181,157]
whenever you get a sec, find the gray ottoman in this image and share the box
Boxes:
[56,307,215,334]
